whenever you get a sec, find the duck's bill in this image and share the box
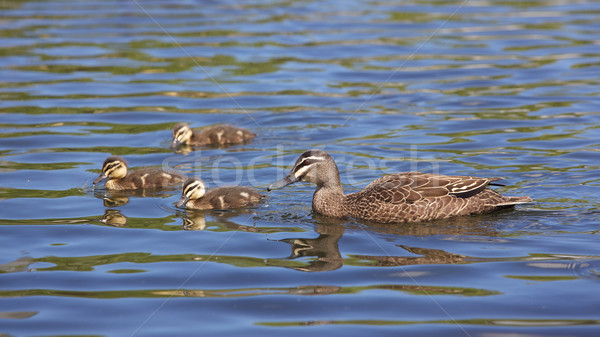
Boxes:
[267,173,299,191]
[176,195,189,208]
[93,174,107,185]
[170,139,181,148]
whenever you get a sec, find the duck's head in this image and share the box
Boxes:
[176,177,206,208]
[93,156,128,185]
[171,122,193,147]
[268,150,339,191]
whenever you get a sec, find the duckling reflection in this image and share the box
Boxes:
[94,189,130,207]
[180,210,207,230]
[101,209,128,227]
[277,222,345,272]
[93,188,178,208]
[179,208,263,232]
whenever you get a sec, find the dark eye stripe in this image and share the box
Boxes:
[293,160,311,174]
[104,161,121,173]
[184,181,202,195]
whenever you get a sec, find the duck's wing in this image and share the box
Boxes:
[359,172,499,204]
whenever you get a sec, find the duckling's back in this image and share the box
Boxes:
[107,168,185,190]
[194,186,264,209]
[194,125,256,146]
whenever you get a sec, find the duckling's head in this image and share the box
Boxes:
[176,177,207,208]
[172,123,193,147]
[268,150,339,190]
[93,156,128,185]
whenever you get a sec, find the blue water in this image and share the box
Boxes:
[1,0,600,336]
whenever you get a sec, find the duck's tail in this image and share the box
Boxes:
[489,195,533,207]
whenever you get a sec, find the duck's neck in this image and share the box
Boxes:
[312,181,346,218]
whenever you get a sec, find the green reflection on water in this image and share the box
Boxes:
[0,161,85,171]
[0,187,85,199]
[0,283,498,299]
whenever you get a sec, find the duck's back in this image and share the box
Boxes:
[344,172,531,223]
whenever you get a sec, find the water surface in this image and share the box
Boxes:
[1,0,600,336]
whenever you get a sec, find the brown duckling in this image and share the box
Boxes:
[93,156,185,190]
[268,150,532,224]
[176,177,264,210]
[171,122,256,148]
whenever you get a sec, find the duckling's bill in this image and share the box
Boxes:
[93,173,107,185]
[176,195,189,208]
[170,139,181,148]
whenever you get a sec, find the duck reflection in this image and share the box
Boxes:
[278,216,345,272]
[171,144,194,155]
[179,208,263,232]
[99,209,177,229]
[152,284,342,298]
[93,188,179,207]
[101,209,128,227]
[276,213,503,272]
[0,256,35,273]
[354,245,468,267]
[347,212,502,237]
[94,189,130,207]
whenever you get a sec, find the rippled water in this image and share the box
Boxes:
[1,0,600,336]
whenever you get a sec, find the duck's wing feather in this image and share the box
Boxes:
[359,172,499,204]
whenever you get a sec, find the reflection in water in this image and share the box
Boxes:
[347,212,504,237]
[352,245,467,267]
[101,209,128,227]
[278,222,344,272]
[179,209,287,234]
[2,0,600,335]
[181,211,207,230]
[93,188,179,207]
[277,214,506,271]
[0,256,35,273]
[163,285,343,298]
[0,311,37,319]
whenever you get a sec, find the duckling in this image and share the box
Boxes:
[171,122,256,148]
[93,156,185,190]
[268,150,532,224]
[176,177,264,210]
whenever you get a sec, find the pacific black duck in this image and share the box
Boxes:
[268,150,532,223]
[171,122,256,148]
[176,177,264,210]
[93,156,185,190]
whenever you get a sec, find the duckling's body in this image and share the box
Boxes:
[268,150,532,224]
[171,123,256,148]
[93,156,185,190]
[176,177,264,210]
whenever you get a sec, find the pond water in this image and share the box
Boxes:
[1,0,600,336]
